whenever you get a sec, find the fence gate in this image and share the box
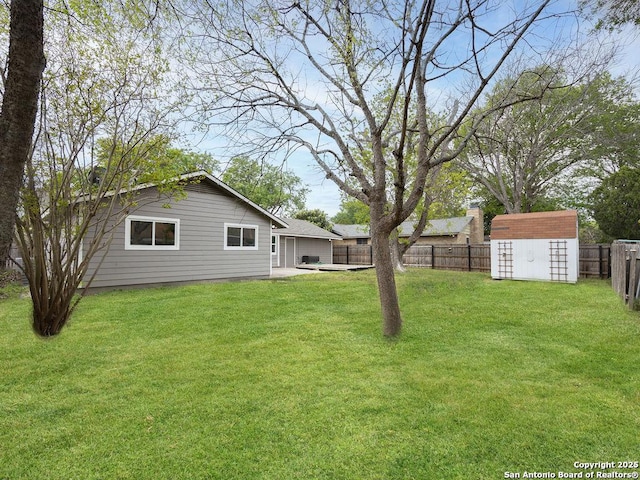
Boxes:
[549,240,569,282]
[497,241,513,279]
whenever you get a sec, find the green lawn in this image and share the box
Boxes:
[1,269,638,479]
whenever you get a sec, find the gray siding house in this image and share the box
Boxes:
[83,172,287,290]
[272,218,341,268]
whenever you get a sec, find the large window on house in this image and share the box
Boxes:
[224,223,258,250]
[125,215,180,250]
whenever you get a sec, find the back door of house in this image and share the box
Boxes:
[285,238,295,267]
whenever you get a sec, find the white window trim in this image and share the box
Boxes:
[125,215,180,251]
[224,223,259,251]
[271,234,279,257]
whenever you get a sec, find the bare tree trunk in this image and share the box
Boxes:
[370,222,402,337]
[390,231,407,273]
[0,0,45,269]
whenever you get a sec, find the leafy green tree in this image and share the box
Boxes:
[94,135,219,185]
[332,198,370,225]
[422,163,472,220]
[590,167,640,240]
[12,1,182,337]
[293,209,332,230]
[459,68,636,214]
[576,77,640,179]
[581,0,640,29]
[221,156,308,215]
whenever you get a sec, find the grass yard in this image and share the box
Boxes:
[1,269,639,479]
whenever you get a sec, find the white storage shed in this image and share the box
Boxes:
[490,210,579,283]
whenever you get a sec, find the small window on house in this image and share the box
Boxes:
[271,235,278,255]
[356,238,369,245]
[225,223,258,250]
[126,216,180,250]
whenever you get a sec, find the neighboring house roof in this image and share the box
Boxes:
[490,210,578,240]
[333,216,473,239]
[275,218,342,240]
[332,224,370,238]
[400,217,472,237]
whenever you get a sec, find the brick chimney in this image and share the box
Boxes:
[466,205,484,244]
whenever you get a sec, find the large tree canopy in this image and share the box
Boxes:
[459,68,637,214]
[293,209,332,230]
[221,156,308,216]
[590,167,640,240]
[95,135,219,185]
[333,198,371,225]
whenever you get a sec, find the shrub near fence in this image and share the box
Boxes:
[333,243,611,279]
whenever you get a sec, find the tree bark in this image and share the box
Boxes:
[370,223,402,337]
[0,0,45,269]
[390,231,407,273]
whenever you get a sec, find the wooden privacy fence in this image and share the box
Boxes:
[611,241,640,309]
[404,244,491,272]
[332,245,373,265]
[333,243,611,279]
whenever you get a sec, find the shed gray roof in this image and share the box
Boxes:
[274,218,342,240]
[333,216,472,239]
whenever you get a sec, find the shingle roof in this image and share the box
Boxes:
[332,224,370,238]
[491,210,578,240]
[403,217,472,237]
[275,218,342,240]
[77,170,289,228]
[333,216,472,239]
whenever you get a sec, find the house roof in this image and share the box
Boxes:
[332,216,473,239]
[274,218,342,240]
[82,170,289,228]
[401,217,472,237]
[332,224,371,238]
[490,210,578,240]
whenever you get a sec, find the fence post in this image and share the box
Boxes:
[608,246,612,279]
[628,249,638,310]
[599,245,603,279]
[468,244,472,272]
[431,245,435,269]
